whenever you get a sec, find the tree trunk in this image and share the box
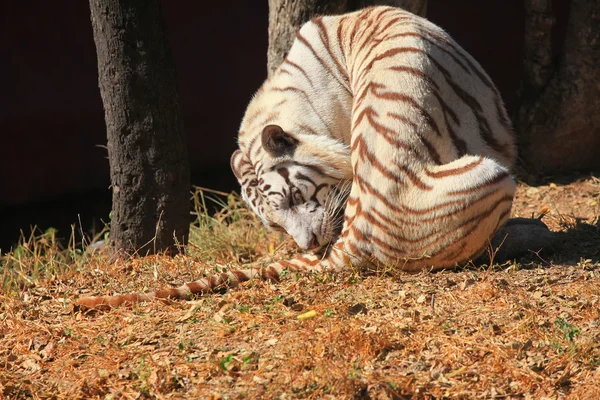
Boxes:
[517,0,600,175]
[267,0,428,76]
[89,0,190,255]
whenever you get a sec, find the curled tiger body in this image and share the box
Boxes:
[75,6,516,310]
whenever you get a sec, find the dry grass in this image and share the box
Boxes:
[1,177,599,399]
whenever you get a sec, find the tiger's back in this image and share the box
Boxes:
[239,7,515,164]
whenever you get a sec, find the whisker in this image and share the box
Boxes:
[322,179,352,243]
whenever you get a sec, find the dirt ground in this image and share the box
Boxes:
[1,175,599,399]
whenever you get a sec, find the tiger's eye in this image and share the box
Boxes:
[291,188,304,205]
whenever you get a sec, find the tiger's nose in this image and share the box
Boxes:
[307,234,320,250]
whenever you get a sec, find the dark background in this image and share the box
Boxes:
[0,1,569,250]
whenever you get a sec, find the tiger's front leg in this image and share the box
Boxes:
[312,181,370,271]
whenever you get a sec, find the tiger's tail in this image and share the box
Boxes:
[74,255,327,310]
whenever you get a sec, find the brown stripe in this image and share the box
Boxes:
[352,136,412,189]
[358,8,406,61]
[353,104,379,125]
[493,97,516,163]
[411,194,514,256]
[242,109,262,129]
[424,53,510,158]
[362,47,424,78]
[296,31,351,95]
[402,21,510,134]
[352,36,384,86]
[372,6,397,23]
[493,208,512,233]
[297,123,320,136]
[355,174,405,214]
[278,260,299,272]
[386,112,442,165]
[385,30,472,76]
[241,134,257,153]
[429,196,514,262]
[352,43,473,160]
[429,53,482,112]
[476,115,511,160]
[371,206,420,228]
[400,165,432,191]
[377,16,404,35]
[419,190,499,222]
[296,255,321,267]
[282,58,314,87]
[155,288,185,299]
[206,276,217,289]
[421,25,494,90]
[343,201,362,228]
[389,65,440,90]
[427,53,509,158]
[313,17,350,85]
[348,15,361,57]
[122,294,141,304]
[353,106,425,162]
[424,157,484,178]
[346,241,369,261]
[354,14,378,56]
[356,172,508,220]
[495,94,514,133]
[353,15,415,80]
[186,281,206,294]
[261,266,280,282]
[350,225,408,256]
[357,209,413,240]
[368,85,443,137]
[357,7,377,22]
[436,95,467,157]
[278,67,292,76]
[336,16,346,53]
[352,115,414,159]
[447,171,511,196]
[431,90,459,125]
[421,136,442,165]
[439,243,467,265]
[271,86,333,137]
[358,205,460,246]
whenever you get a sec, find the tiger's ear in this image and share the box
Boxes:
[230,149,252,181]
[261,125,298,157]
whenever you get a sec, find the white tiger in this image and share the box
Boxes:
[76,6,516,309]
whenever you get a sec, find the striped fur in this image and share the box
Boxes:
[75,7,516,310]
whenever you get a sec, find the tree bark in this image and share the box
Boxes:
[517,0,600,175]
[89,0,190,255]
[267,0,428,76]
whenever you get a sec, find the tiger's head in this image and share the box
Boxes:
[231,54,353,250]
[231,124,352,250]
